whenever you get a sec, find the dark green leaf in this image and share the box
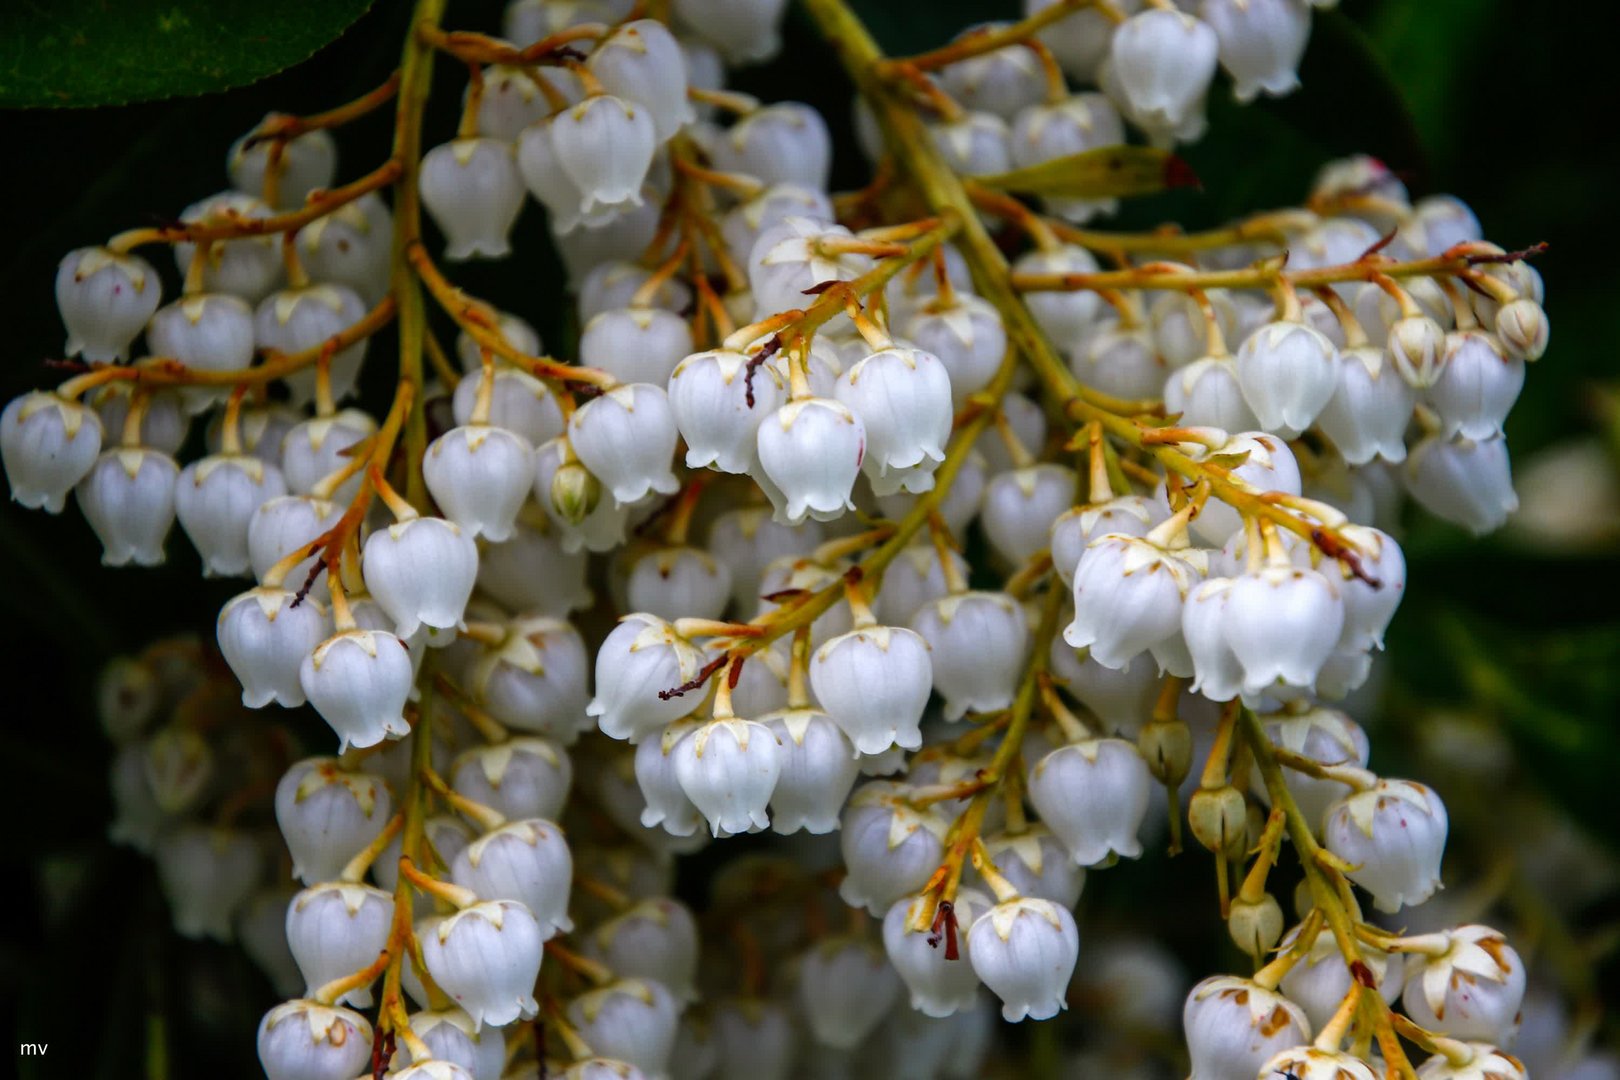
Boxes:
[974,145,1197,200]
[0,0,376,108]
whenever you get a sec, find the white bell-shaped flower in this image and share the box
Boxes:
[1317,344,1416,465]
[362,516,479,638]
[1031,0,1137,83]
[208,403,298,466]
[1010,93,1127,219]
[710,997,795,1080]
[466,618,592,737]
[1165,356,1262,433]
[1049,639,1160,737]
[178,454,287,576]
[1182,975,1312,1080]
[761,706,859,835]
[673,717,782,836]
[588,614,708,742]
[423,423,535,542]
[882,888,993,1018]
[1428,330,1525,440]
[77,447,180,567]
[299,629,414,751]
[903,293,1007,407]
[755,397,866,523]
[938,26,1046,118]
[930,111,1013,177]
[636,722,705,836]
[968,895,1080,1022]
[1413,1044,1526,1080]
[1257,709,1371,834]
[710,102,832,190]
[981,826,1087,908]
[720,184,835,271]
[455,310,541,372]
[257,1000,372,1080]
[172,191,284,302]
[274,757,392,886]
[871,543,968,625]
[1277,921,1403,1032]
[146,293,256,413]
[450,737,573,822]
[1049,495,1162,587]
[421,899,543,1030]
[88,384,188,458]
[417,137,524,259]
[912,590,1030,719]
[1402,926,1526,1044]
[550,94,658,217]
[810,625,933,754]
[1405,432,1517,536]
[1225,563,1345,698]
[248,494,342,598]
[1192,431,1302,544]
[56,246,162,361]
[669,347,785,474]
[568,383,680,505]
[477,519,591,615]
[567,978,680,1078]
[589,19,692,141]
[286,882,394,1006]
[1388,312,1450,390]
[154,824,261,940]
[839,782,950,914]
[1016,245,1103,344]
[280,408,376,502]
[450,819,574,941]
[585,898,700,1003]
[799,936,902,1049]
[1200,0,1310,102]
[1395,194,1483,259]
[1,391,104,513]
[299,193,394,304]
[1109,9,1219,131]
[1332,525,1405,652]
[393,1059,476,1080]
[229,122,336,207]
[254,284,370,406]
[581,307,693,386]
[748,218,872,323]
[1181,577,1246,702]
[1064,532,1198,671]
[1029,738,1153,865]
[390,1009,505,1080]
[452,367,563,446]
[983,464,1078,566]
[1323,778,1448,912]
[218,586,330,708]
[533,435,633,553]
[516,116,592,233]
[1235,319,1339,436]
[1260,1048,1377,1080]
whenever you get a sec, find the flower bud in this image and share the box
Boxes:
[1317,345,1416,465]
[882,889,993,1018]
[423,423,536,542]
[568,383,680,505]
[1109,9,1220,131]
[756,397,867,524]
[1139,716,1194,789]
[1064,534,1197,671]
[451,736,573,822]
[420,899,544,1030]
[799,936,901,1048]
[450,819,574,941]
[1401,925,1526,1044]
[56,246,162,361]
[1389,315,1448,389]
[762,707,860,835]
[1188,784,1249,859]
[588,614,708,742]
[912,590,1030,719]
[1030,739,1154,865]
[1235,319,1339,436]
[275,757,393,886]
[568,978,680,1077]
[257,999,372,1080]
[586,898,700,1003]
[286,882,393,1006]
[1182,975,1311,1080]
[673,718,782,836]
[1428,330,1524,440]
[1,391,104,514]
[839,782,950,915]
[1494,297,1548,362]
[809,625,933,755]
[1323,779,1448,913]
[550,95,658,217]
[154,824,261,940]
[299,629,415,751]
[77,447,180,567]
[551,458,603,526]
[1405,433,1517,536]
[968,895,1080,1022]
[1200,0,1310,102]
[1227,892,1284,959]
[254,284,370,407]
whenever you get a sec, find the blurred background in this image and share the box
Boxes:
[1,0,1615,1075]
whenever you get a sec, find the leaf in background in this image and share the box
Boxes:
[0,0,376,108]
[974,146,1199,199]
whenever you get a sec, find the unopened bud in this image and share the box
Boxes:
[1388,315,1446,388]
[551,461,601,525]
[1494,297,1548,362]
[1138,717,1192,788]
[1227,893,1284,959]
[1188,785,1248,858]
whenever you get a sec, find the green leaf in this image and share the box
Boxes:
[0,0,376,108]
[973,145,1199,200]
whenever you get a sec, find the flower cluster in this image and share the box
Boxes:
[3,0,1591,1078]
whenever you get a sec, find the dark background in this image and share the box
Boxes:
[1,0,1615,1075]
